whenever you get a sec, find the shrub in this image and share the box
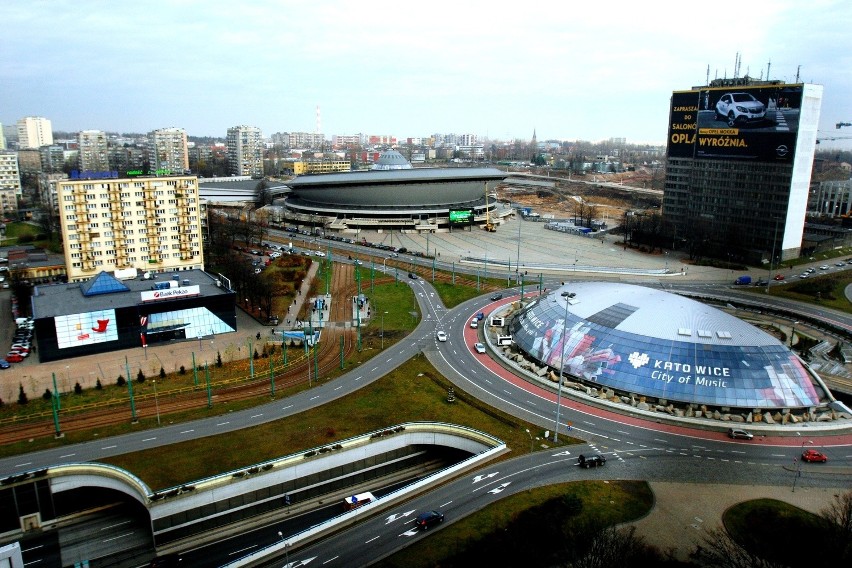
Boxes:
[74,382,82,395]
[216,351,223,368]
[117,375,126,387]
[159,367,166,379]
[179,365,186,375]
[42,388,52,401]
[17,384,28,405]
[136,369,146,383]
[96,379,103,390]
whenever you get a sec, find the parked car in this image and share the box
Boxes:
[727,428,754,440]
[415,510,444,530]
[715,92,766,126]
[5,353,24,363]
[801,449,828,463]
[470,319,478,328]
[577,454,606,468]
[474,342,486,354]
[436,331,448,342]
[0,360,9,369]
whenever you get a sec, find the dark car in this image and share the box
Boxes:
[408,272,418,280]
[489,293,503,301]
[415,510,444,530]
[577,454,606,468]
[728,428,754,440]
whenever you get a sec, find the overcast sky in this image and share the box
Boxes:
[3,0,852,147]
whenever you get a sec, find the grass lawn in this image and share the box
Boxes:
[723,498,830,566]
[374,480,654,568]
[742,270,852,313]
[101,355,579,490]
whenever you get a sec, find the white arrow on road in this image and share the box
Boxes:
[488,482,511,494]
[283,557,316,568]
[472,472,499,483]
[552,450,572,456]
[400,528,420,537]
[385,510,416,524]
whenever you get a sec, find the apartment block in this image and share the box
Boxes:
[57,175,205,282]
[149,127,189,174]
[17,116,53,149]
[78,130,111,171]
[0,152,21,215]
[226,126,263,177]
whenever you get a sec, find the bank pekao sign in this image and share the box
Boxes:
[140,285,200,302]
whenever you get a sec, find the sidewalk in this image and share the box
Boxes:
[1,263,320,402]
[630,481,845,560]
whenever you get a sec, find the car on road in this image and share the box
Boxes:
[577,454,606,468]
[773,274,785,280]
[470,319,478,328]
[474,342,486,354]
[489,293,503,301]
[727,428,754,440]
[715,92,766,126]
[408,272,417,280]
[436,331,448,342]
[820,265,829,270]
[801,449,828,463]
[314,251,325,257]
[415,510,444,530]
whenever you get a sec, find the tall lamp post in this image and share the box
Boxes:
[381,311,388,350]
[152,379,161,426]
[792,438,812,492]
[554,290,572,442]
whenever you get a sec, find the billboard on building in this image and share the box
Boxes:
[668,84,803,163]
[55,309,118,348]
[449,209,473,224]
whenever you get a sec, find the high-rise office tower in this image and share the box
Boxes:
[662,80,822,263]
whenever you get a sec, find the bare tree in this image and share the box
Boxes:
[821,490,852,561]
[690,526,787,568]
[565,526,669,568]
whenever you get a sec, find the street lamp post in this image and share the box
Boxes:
[554,290,572,442]
[381,311,388,349]
[525,428,533,453]
[792,438,812,492]
[152,379,161,426]
[790,321,798,348]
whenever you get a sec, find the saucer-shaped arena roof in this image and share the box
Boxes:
[510,283,822,409]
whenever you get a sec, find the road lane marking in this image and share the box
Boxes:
[179,430,194,434]
[365,536,380,544]
[101,520,132,530]
[229,545,257,556]
[250,414,263,419]
[102,445,117,450]
[216,422,230,427]
[59,454,75,458]
[15,462,32,468]
[102,532,133,543]
[323,556,339,564]
[142,437,156,442]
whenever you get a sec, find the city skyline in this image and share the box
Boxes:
[3,1,852,148]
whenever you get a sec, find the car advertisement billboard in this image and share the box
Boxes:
[55,309,118,349]
[668,84,803,163]
[449,209,473,224]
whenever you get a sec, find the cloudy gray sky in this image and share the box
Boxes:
[3,0,851,147]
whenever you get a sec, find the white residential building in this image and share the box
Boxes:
[78,130,111,172]
[226,125,264,177]
[0,152,21,217]
[17,116,53,149]
[149,127,189,174]
[56,175,205,282]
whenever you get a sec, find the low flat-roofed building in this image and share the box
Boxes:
[31,269,236,362]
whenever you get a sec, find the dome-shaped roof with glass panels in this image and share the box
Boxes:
[509,282,823,409]
[371,149,413,170]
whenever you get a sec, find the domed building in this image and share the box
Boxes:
[510,282,832,411]
[277,151,508,234]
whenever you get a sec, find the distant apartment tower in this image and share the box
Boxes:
[56,175,204,282]
[0,152,21,216]
[661,80,822,263]
[226,126,264,177]
[0,123,5,149]
[16,116,53,149]
[78,130,111,172]
[149,127,189,174]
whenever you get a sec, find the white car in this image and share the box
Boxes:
[314,251,325,257]
[436,331,448,342]
[470,319,478,328]
[820,265,829,270]
[715,92,766,127]
[474,342,486,354]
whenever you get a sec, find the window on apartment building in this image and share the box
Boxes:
[127,248,135,253]
[95,260,103,266]
[63,195,73,201]
[70,243,80,249]
[71,253,81,258]
[64,205,74,211]
[72,262,81,268]
[66,215,76,220]
[141,256,149,261]
[83,184,94,190]
[99,194,109,199]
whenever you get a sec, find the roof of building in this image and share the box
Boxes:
[286,167,506,188]
[32,269,231,319]
[510,282,823,409]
